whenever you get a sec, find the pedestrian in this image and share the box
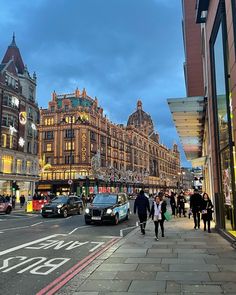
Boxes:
[190,189,202,229]
[169,192,176,216]
[20,195,25,208]
[12,195,16,209]
[5,195,10,202]
[134,189,150,235]
[201,192,214,233]
[177,191,186,217]
[150,192,167,241]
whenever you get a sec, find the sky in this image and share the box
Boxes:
[0,0,190,167]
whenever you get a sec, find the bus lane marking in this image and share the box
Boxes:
[0,256,70,275]
[0,234,66,256]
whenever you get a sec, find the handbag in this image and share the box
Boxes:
[202,209,207,214]
[164,211,172,221]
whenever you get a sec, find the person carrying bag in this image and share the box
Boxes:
[201,192,214,233]
[150,192,167,241]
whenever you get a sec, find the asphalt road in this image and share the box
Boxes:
[0,200,137,295]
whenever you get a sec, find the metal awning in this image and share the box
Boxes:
[167,96,207,162]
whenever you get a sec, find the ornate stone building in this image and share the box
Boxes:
[0,35,39,199]
[38,89,180,195]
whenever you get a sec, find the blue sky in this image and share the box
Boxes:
[0,0,190,166]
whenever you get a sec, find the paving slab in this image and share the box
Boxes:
[115,248,147,254]
[170,264,219,272]
[125,257,161,264]
[217,264,236,272]
[181,284,222,293]
[161,258,206,264]
[166,281,181,293]
[111,253,147,258]
[173,249,207,254]
[156,271,210,281]
[148,248,173,253]
[221,282,236,293]
[209,272,236,282]
[89,271,118,280]
[137,263,168,272]
[147,253,178,258]
[128,280,166,292]
[79,280,131,292]
[115,271,156,280]
[97,263,138,272]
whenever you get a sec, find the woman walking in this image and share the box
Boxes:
[201,192,214,233]
[150,192,167,241]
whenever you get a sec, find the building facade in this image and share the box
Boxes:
[169,0,236,239]
[38,89,180,196]
[0,35,39,200]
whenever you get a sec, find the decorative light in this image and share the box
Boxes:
[18,137,25,147]
[9,125,17,135]
[19,112,27,125]
[31,123,37,131]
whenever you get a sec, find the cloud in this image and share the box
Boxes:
[0,0,190,166]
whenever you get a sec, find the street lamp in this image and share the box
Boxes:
[61,114,88,194]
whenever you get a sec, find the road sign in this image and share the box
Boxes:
[68,180,73,185]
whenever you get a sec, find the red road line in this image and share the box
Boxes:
[36,237,120,295]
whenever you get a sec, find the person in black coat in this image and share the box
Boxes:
[150,192,167,240]
[201,192,214,233]
[177,191,186,217]
[134,190,150,235]
[169,192,176,216]
[190,189,202,229]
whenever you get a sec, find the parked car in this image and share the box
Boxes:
[0,196,12,214]
[84,193,130,225]
[41,195,82,218]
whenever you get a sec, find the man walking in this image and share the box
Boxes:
[190,189,202,229]
[134,190,150,235]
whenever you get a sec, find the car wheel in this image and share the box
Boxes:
[85,219,91,225]
[114,213,119,225]
[125,209,130,220]
[42,214,47,218]
[5,207,12,214]
[63,209,68,218]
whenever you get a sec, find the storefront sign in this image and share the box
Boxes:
[81,131,87,162]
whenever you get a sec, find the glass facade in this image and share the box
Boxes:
[212,19,235,230]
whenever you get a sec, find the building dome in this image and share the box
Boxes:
[127,100,154,134]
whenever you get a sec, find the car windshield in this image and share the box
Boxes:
[93,194,117,205]
[51,196,68,204]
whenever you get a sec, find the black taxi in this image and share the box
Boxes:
[84,193,130,225]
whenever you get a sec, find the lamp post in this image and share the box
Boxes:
[178,170,186,191]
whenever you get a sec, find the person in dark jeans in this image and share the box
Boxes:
[169,192,176,216]
[134,190,150,235]
[190,189,202,229]
[150,192,167,240]
[177,191,186,217]
[201,192,214,233]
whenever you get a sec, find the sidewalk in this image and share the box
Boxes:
[56,217,236,295]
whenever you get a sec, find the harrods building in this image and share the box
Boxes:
[38,89,180,195]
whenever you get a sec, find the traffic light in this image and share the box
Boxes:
[12,181,19,191]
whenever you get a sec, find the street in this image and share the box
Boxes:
[0,200,137,295]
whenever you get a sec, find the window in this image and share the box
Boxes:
[1,134,7,147]
[211,5,235,231]
[51,106,55,112]
[65,155,74,164]
[45,131,54,139]
[46,143,52,151]
[65,141,74,151]
[65,129,74,138]
[26,161,31,174]
[45,118,54,125]
[27,142,31,153]
[1,155,13,174]
[16,159,22,173]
